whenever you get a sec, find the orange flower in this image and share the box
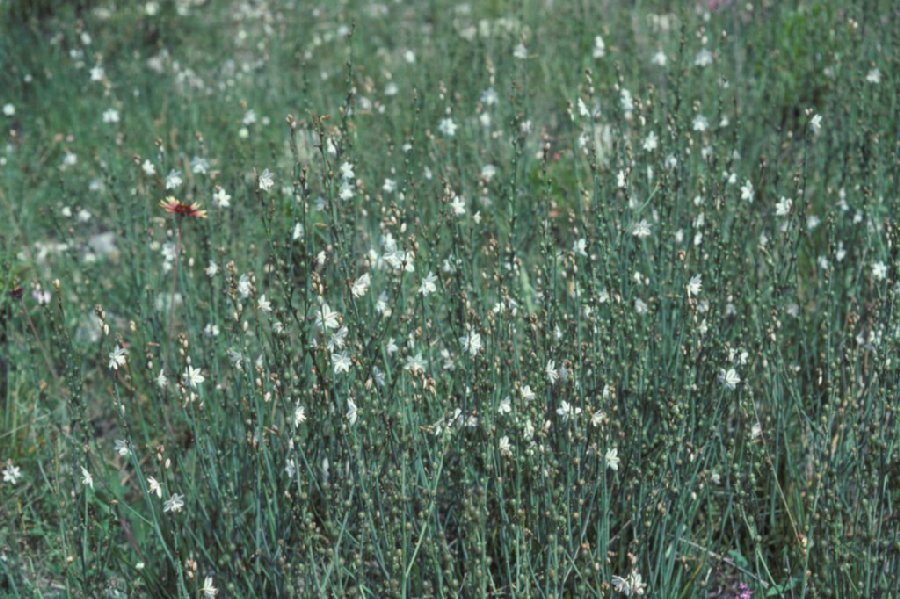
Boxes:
[159,196,207,218]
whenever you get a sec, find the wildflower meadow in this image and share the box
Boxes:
[0,0,897,596]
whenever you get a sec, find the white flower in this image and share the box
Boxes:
[81,467,94,489]
[141,159,156,176]
[190,157,209,174]
[346,399,358,425]
[686,274,702,297]
[227,348,244,370]
[480,87,497,105]
[212,186,231,208]
[340,161,355,179]
[727,348,749,366]
[545,360,559,384]
[2,103,15,117]
[651,51,668,66]
[810,114,823,134]
[102,108,120,123]
[315,303,341,331]
[2,463,23,485]
[258,168,275,191]
[617,170,627,188]
[293,405,307,426]
[865,68,881,84]
[108,345,128,371]
[438,117,458,137]
[386,338,399,355]
[612,570,646,596]
[498,397,512,414]
[163,493,185,513]
[634,298,648,315]
[351,273,370,298]
[577,97,590,117]
[419,272,438,296]
[114,440,130,457]
[573,238,588,256]
[62,151,78,167]
[642,131,658,152]
[404,353,427,374]
[740,179,754,202]
[513,43,528,59]
[450,195,466,216]
[165,169,182,189]
[523,419,535,441]
[147,476,162,497]
[332,351,352,374]
[499,436,512,456]
[201,576,218,598]
[339,181,354,200]
[629,571,646,595]
[872,261,887,281]
[806,215,821,231]
[556,400,582,421]
[719,368,741,390]
[632,220,651,239]
[592,35,605,58]
[257,295,272,312]
[521,385,536,401]
[327,326,349,352]
[184,366,205,388]
[605,447,620,471]
[694,48,713,66]
[238,274,253,298]
[460,327,482,356]
[692,115,709,131]
[775,196,792,216]
[371,365,386,387]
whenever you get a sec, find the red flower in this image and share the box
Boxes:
[160,196,207,218]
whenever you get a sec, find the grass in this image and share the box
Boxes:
[0,0,897,596]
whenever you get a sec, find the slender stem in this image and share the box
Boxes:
[1,298,8,432]
[167,220,183,362]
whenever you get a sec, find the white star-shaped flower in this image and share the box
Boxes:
[184,366,205,388]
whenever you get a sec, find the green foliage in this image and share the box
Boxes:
[0,0,897,597]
